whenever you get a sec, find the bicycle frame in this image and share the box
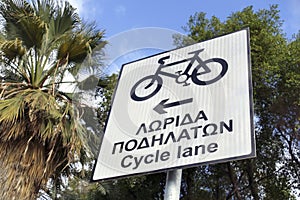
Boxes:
[151,49,208,86]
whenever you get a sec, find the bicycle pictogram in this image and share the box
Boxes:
[130,48,228,101]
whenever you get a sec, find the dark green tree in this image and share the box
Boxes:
[174,5,299,200]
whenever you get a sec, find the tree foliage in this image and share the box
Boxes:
[96,73,119,129]
[174,5,299,200]
[0,0,106,199]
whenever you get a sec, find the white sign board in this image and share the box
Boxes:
[93,29,255,181]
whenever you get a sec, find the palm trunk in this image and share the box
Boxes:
[0,139,49,199]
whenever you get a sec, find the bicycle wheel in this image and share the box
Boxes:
[191,58,228,85]
[130,75,163,101]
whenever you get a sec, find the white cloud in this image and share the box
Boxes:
[66,0,97,19]
[114,5,126,16]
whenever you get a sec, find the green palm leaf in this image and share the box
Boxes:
[0,0,106,199]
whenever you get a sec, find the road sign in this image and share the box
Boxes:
[92,29,255,181]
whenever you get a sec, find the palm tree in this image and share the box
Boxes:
[0,0,106,199]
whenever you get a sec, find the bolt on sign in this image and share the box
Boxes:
[92,29,255,181]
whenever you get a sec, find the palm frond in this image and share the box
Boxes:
[0,0,45,48]
[0,37,25,60]
[0,0,106,198]
[0,92,25,123]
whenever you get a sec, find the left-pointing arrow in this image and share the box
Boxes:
[153,98,193,114]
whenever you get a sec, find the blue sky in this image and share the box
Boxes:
[68,0,299,38]
[66,0,300,74]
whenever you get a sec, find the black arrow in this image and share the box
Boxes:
[153,98,193,114]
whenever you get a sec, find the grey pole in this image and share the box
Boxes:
[164,169,182,200]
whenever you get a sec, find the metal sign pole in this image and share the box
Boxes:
[164,169,182,200]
